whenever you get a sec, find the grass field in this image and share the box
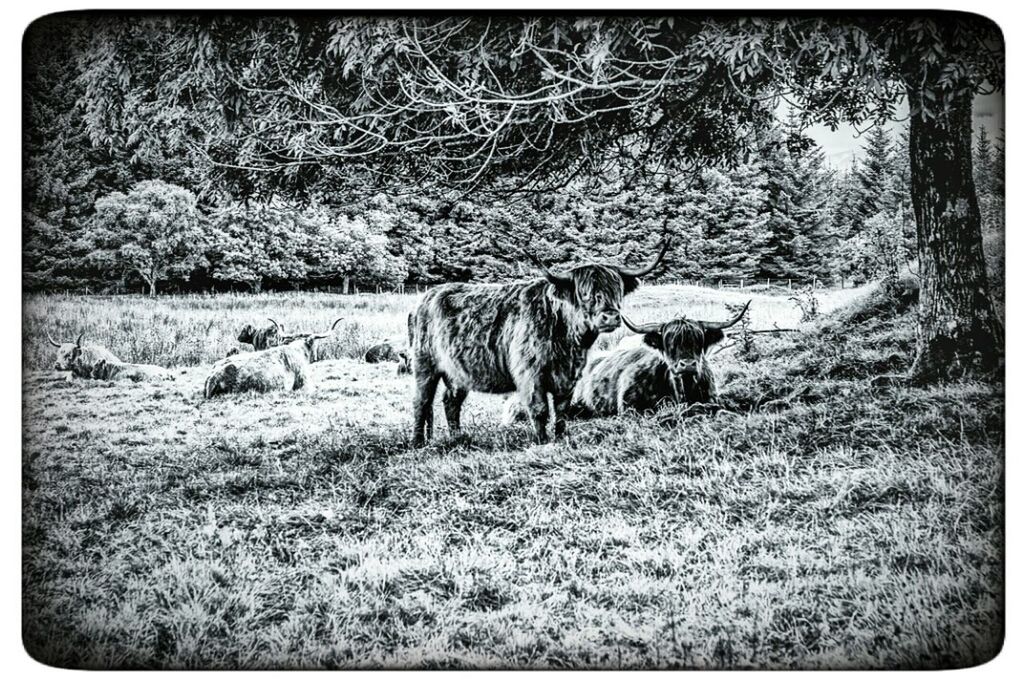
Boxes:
[21,282,1003,669]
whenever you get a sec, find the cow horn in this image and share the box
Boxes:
[46,332,61,348]
[522,248,572,287]
[621,315,662,335]
[329,317,344,331]
[617,239,671,278]
[702,300,752,330]
[268,318,283,332]
[75,332,84,348]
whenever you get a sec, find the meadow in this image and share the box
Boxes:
[21,282,1003,669]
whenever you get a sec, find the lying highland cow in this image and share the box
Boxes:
[237,318,285,351]
[502,301,751,423]
[364,339,404,364]
[91,358,175,382]
[572,301,750,416]
[364,337,412,375]
[48,332,122,378]
[204,321,339,398]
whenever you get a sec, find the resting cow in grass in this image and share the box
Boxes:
[573,301,750,415]
[49,332,122,378]
[408,241,670,445]
[204,321,339,398]
[237,318,285,351]
[91,358,175,382]
[364,338,412,375]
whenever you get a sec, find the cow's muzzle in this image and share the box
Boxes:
[670,361,700,376]
[596,310,621,332]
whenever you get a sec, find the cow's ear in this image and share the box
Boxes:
[703,328,725,349]
[545,275,575,301]
[620,273,641,295]
[642,331,662,351]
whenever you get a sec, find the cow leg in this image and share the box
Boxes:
[441,378,469,435]
[552,393,574,438]
[413,368,441,447]
[519,384,550,444]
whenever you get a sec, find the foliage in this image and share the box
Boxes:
[207,203,313,292]
[303,208,409,288]
[82,181,208,295]
[759,116,836,279]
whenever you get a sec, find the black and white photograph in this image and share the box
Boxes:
[20,10,1005,669]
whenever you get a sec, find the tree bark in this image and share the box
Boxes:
[907,87,1003,382]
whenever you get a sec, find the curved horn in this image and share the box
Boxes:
[621,315,662,335]
[268,318,283,332]
[618,239,671,278]
[702,300,752,330]
[75,332,84,348]
[521,247,572,286]
[329,317,344,331]
[46,332,61,348]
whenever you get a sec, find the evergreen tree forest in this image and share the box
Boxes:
[24,17,1003,296]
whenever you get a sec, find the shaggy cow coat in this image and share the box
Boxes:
[204,336,323,398]
[52,340,122,378]
[365,338,412,375]
[91,359,175,382]
[572,302,750,416]
[571,343,718,416]
[409,264,649,445]
[237,320,284,351]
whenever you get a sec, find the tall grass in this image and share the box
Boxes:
[23,284,865,369]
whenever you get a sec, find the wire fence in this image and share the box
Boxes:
[50,276,860,297]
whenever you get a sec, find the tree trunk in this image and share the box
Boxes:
[907,87,1003,382]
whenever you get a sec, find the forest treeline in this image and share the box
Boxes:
[23,19,1004,294]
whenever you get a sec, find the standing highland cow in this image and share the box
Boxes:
[573,301,750,416]
[408,241,670,445]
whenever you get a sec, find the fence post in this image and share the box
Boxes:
[739,279,745,290]
[766,278,771,289]
[787,279,792,290]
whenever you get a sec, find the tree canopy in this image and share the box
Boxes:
[25,12,1005,381]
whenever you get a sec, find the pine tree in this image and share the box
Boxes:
[993,128,1005,196]
[974,126,994,198]
[854,126,899,223]
[686,165,772,279]
[760,118,836,279]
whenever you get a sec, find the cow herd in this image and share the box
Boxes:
[45,241,752,446]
